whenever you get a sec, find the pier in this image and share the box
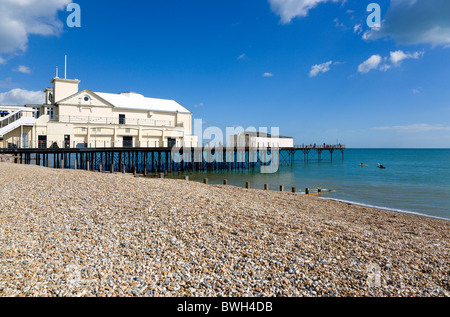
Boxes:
[0,145,345,174]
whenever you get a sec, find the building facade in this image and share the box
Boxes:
[231,132,294,148]
[0,77,198,149]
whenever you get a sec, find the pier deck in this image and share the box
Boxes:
[0,145,345,173]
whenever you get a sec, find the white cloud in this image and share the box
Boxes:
[412,87,422,94]
[0,0,72,55]
[353,24,362,34]
[309,61,333,77]
[263,72,274,77]
[358,50,423,74]
[0,57,6,65]
[0,88,45,105]
[371,123,450,132]
[363,0,450,46]
[390,50,423,66]
[379,64,391,72]
[237,53,246,60]
[13,65,31,74]
[194,102,204,108]
[333,18,345,29]
[268,0,340,24]
[358,55,382,74]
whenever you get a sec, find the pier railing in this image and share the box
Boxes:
[51,115,182,128]
[294,144,346,149]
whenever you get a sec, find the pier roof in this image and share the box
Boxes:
[94,91,191,114]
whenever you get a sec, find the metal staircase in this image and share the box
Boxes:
[0,109,35,138]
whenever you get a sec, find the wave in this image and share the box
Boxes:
[320,197,450,222]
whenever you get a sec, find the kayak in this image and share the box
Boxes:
[359,164,368,167]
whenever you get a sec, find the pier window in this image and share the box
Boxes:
[119,114,126,125]
[47,107,55,120]
[22,134,29,148]
[33,107,41,118]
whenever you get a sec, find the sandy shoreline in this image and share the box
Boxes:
[0,163,449,297]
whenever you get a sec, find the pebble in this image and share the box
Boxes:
[0,163,449,297]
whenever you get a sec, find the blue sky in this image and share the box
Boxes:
[1,0,450,148]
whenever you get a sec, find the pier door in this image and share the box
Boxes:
[123,136,133,148]
[168,138,176,148]
[64,135,71,149]
[38,136,47,149]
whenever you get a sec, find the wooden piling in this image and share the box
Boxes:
[280,185,284,192]
[292,187,296,193]
[264,184,269,190]
[184,176,189,181]
[159,173,164,179]
[204,178,209,185]
[305,188,310,195]
[224,179,228,185]
[246,182,250,189]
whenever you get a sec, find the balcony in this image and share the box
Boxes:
[52,115,183,128]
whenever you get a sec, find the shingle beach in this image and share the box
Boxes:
[0,163,448,297]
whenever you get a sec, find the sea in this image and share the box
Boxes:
[185,149,450,221]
